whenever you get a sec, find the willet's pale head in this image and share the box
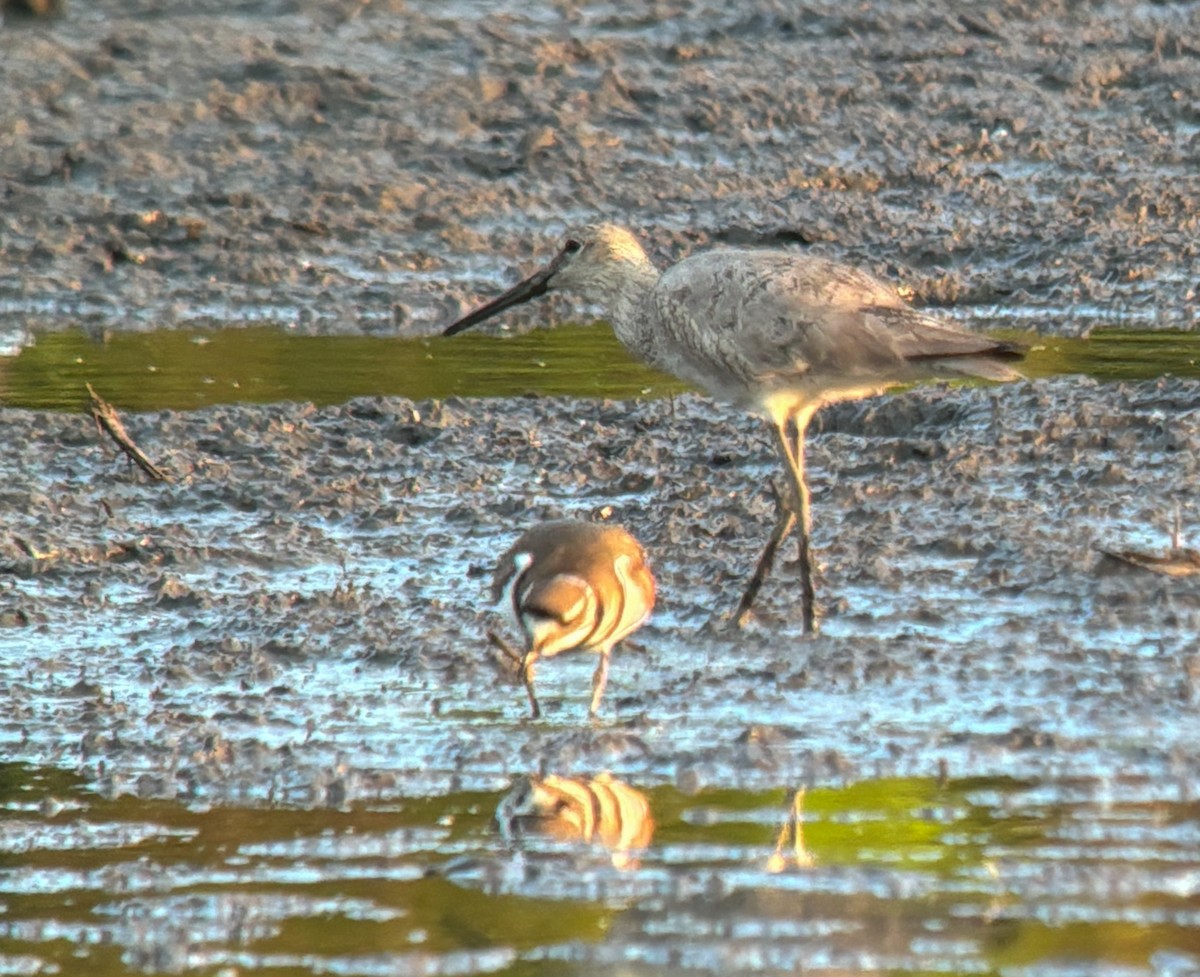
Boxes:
[442,223,654,336]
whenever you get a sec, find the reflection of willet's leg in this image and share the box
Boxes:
[767,787,815,872]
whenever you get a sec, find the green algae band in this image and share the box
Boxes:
[2,324,1199,412]
[0,325,684,412]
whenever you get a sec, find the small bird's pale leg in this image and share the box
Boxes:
[588,649,611,717]
[519,652,541,719]
[486,629,522,667]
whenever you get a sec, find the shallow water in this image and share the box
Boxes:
[3,322,1200,411]
[3,764,1197,977]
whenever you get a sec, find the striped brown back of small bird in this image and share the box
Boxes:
[492,519,655,718]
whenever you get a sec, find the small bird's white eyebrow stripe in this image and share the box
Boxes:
[502,550,535,621]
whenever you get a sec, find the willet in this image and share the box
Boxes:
[446,224,1024,632]
[488,519,656,719]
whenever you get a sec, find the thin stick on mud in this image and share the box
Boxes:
[86,383,169,482]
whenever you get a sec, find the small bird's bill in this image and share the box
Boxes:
[442,245,572,336]
[485,631,542,717]
[486,630,522,668]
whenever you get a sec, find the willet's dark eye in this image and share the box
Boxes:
[563,238,582,254]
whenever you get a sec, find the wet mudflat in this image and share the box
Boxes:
[2,379,1200,974]
[2,0,1199,341]
[3,0,1200,973]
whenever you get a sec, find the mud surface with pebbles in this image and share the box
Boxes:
[2,0,1199,341]
[2,1,1199,973]
[4,378,1199,800]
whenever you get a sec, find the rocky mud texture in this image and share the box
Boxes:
[2,0,1198,338]
[2,0,1200,802]
[2,379,1198,804]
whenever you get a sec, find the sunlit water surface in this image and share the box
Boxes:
[2,764,1197,977]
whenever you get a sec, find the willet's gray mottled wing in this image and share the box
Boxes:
[446,224,1024,633]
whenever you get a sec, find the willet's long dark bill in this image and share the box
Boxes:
[444,224,1025,633]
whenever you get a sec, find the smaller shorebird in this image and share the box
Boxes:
[445,224,1025,632]
[488,519,656,719]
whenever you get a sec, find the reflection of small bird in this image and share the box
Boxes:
[445,224,1025,632]
[489,520,655,719]
[495,772,654,868]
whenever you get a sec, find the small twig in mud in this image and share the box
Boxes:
[1097,505,1200,577]
[1098,546,1200,577]
[86,383,169,482]
[11,536,60,563]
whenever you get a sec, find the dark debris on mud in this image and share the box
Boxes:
[2,377,1199,807]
